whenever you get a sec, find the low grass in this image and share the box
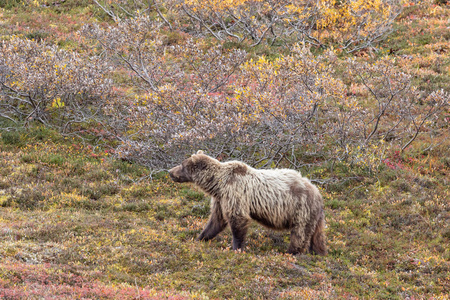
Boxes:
[1,126,449,299]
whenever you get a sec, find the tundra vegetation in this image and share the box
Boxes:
[0,0,449,299]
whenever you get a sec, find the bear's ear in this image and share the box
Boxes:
[196,150,204,155]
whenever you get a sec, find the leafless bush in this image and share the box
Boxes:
[345,57,449,151]
[93,0,179,29]
[0,37,114,133]
[95,0,402,52]
[81,16,448,171]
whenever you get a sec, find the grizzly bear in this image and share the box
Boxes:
[169,150,326,255]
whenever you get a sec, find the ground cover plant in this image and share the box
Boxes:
[0,0,449,299]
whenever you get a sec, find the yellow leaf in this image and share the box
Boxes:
[51,97,65,108]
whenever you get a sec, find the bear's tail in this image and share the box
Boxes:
[310,209,327,256]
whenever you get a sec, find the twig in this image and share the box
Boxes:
[151,0,172,30]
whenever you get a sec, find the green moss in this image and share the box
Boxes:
[1,130,23,146]
[0,0,21,9]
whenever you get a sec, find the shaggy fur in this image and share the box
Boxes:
[169,151,327,255]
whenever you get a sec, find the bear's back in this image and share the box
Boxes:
[223,165,308,229]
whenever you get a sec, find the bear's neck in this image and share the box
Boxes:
[195,166,222,199]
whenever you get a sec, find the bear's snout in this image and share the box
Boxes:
[168,166,179,180]
[168,165,191,183]
[168,168,175,179]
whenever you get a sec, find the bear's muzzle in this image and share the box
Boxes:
[169,165,192,183]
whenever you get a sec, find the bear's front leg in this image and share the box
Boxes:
[197,198,227,241]
[229,216,250,251]
[287,226,307,255]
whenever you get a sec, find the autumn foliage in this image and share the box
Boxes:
[78,14,448,170]
[181,0,402,51]
[0,37,113,132]
[0,0,449,298]
[1,1,448,169]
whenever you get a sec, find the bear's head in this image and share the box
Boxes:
[169,150,211,183]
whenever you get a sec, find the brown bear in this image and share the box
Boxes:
[169,150,326,255]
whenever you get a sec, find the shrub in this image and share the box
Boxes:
[0,37,114,134]
[95,0,402,52]
[82,16,449,171]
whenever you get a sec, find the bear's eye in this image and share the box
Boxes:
[194,160,207,171]
[182,161,193,174]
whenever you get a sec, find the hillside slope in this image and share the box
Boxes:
[0,1,449,299]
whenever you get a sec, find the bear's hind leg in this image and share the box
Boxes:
[309,211,327,255]
[229,216,250,251]
[198,199,228,241]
